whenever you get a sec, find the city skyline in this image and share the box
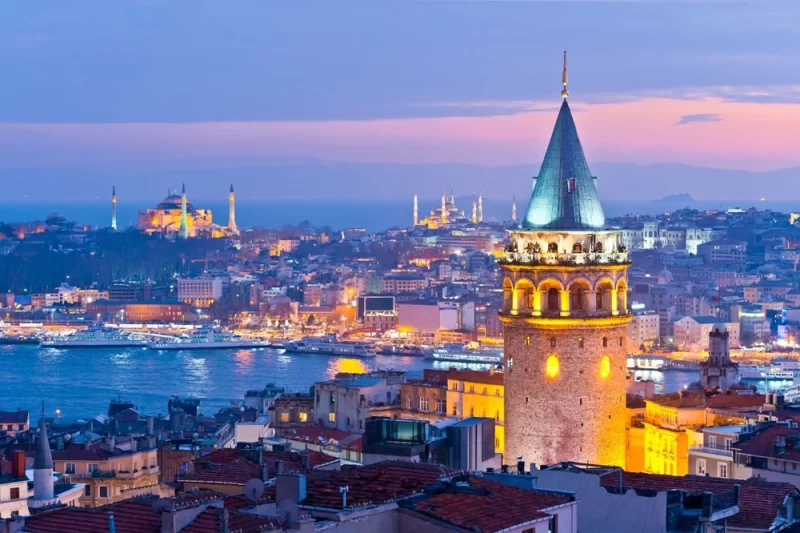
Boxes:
[3,2,800,201]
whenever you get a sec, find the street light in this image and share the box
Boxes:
[55,409,61,418]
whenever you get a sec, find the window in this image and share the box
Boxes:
[451,382,458,390]
[495,388,501,396]
[547,242,558,253]
[718,463,728,479]
[299,412,308,423]
[567,177,576,193]
[546,355,560,379]
[578,337,584,349]
[17,424,23,431]
[547,289,559,311]
[280,412,289,423]
[5,424,10,430]
[619,337,624,346]
[602,337,608,348]
[87,464,99,473]
[600,356,611,379]
[596,290,604,310]
[708,435,717,448]
[99,486,109,498]
[508,358,513,373]
[346,417,352,426]
[571,288,584,310]
[469,385,475,393]
[406,396,412,409]
[550,337,556,348]
[10,487,19,500]
[328,412,336,423]
[66,463,76,474]
[419,397,429,411]
[437,399,446,414]
[452,405,458,416]
[696,459,706,475]
[469,407,474,417]
[330,392,336,405]
[525,336,530,346]
[482,387,487,395]
[84,485,92,497]
[495,410,500,423]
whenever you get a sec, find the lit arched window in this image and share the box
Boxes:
[602,337,608,348]
[572,242,583,253]
[548,242,558,253]
[550,337,556,348]
[525,336,531,346]
[595,242,604,253]
[546,355,560,379]
[600,356,611,379]
[578,337,584,349]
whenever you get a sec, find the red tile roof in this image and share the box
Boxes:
[23,499,162,533]
[647,391,765,410]
[183,449,260,486]
[599,471,795,531]
[733,426,800,460]
[280,427,363,452]
[301,461,451,509]
[180,508,284,533]
[412,476,570,532]
[262,449,338,471]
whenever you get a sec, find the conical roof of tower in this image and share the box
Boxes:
[522,99,605,230]
[34,417,53,470]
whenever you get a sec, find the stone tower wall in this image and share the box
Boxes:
[503,318,629,467]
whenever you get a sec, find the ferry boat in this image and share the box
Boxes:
[283,336,377,358]
[739,359,800,381]
[425,344,503,365]
[378,345,430,357]
[41,324,146,348]
[0,334,40,345]
[148,326,264,350]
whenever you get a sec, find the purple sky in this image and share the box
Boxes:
[3,1,800,201]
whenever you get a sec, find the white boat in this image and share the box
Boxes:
[739,360,800,381]
[426,344,503,365]
[41,324,146,348]
[149,326,263,350]
[283,336,376,358]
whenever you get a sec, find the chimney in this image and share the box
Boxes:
[300,454,310,470]
[131,439,137,453]
[276,460,284,475]
[276,473,307,505]
[12,450,26,478]
[260,463,269,482]
[516,459,525,474]
[147,416,155,435]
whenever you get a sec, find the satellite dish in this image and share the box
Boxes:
[278,498,299,522]
[244,478,265,502]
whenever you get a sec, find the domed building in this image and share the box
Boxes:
[136,185,238,238]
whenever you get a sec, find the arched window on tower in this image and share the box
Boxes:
[596,289,604,310]
[547,242,558,253]
[602,337,608,348]
[572,242,583,253]
[578,337,584,349]
[595,242,604,253]
[550,337,556,348]
[571,287,584,310]
[547,288,559,312]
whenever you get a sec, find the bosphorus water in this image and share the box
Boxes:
[0,344,733,419]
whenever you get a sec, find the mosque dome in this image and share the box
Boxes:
[157,194,195,212]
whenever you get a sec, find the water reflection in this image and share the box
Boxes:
[327,358,367,378]
[233,350,254,375]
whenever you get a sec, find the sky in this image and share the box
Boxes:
[3,1,800,201]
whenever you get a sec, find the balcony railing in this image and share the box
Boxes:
[499,250,630,266]
[689,444,733,458]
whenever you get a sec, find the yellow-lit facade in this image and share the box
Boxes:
[137,192,233,238]
[642,400,704,476]
[446,376,504,454]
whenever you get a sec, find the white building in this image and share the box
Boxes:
[234,415,272,445]
[177,277,224,307]
[314,371,405,433]
[674,316,740,351]
[627,309,660,352]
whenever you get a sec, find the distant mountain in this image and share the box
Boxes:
[1,157,800,205]
[652,193,696,204]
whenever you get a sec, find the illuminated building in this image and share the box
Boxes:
[228,183,238,234]
[111,185,117,231]
[136,185,237,238]
[499,53,631,467]
[416,190,470,229]
[446,371,504,453]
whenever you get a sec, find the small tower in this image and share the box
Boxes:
[179,183,189,239]
[228,184,238,234]
[478,192,484,223]
[450,187,455,207]
[33,403,54,502]
[111,185,117,231]
[413,191,419,226]
[441,192,447,226]
[700,324,739,391]
[472,195,478,224]
[511,195,517,223]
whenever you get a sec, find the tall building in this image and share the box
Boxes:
[179,183,189,239]
[228,183,238,234]
[499,53,631,468]
[111,185,117,231]
[700,323,738,391]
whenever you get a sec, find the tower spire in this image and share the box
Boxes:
[111,185,117,231]
[561,50,569,100]
[478,190,483,223]
[228,184,238,234]
[471,194,477,224]
[33,401,54,501]
[413,191,419,226]
[512,194,517,223]
[441,191,447,226]
[179,183,189,239]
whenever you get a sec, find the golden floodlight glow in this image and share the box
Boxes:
[600,355,611,379]
[546,355,560,379]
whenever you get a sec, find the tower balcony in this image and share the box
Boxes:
[499,249,629,267]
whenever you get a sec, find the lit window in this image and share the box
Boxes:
[600,356,611,379]
[546,355,559,379]
[299,412,308,423]
[328,413,336,423]
[525,336,530,346]
[280,412,289,423]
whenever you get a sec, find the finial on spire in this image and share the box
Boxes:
[181,183,186,194]
[229,184,234,193]
[112,185,116,196]
[561,50,569,100]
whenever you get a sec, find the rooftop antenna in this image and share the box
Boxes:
[561,50,569,100]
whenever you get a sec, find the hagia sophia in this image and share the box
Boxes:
[126,184,239,239]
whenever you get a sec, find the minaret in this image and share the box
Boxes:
[413,191,419,226]
[471,195,478,224]
[512,195,517,223]
[33,403,54,502]
[111,185,117,231]
[500,54,630,468]
[228,184,238,234]
[478,192,483,223]
[179,183,189,239]
[450,187,455,207]
[441,192,447,226]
